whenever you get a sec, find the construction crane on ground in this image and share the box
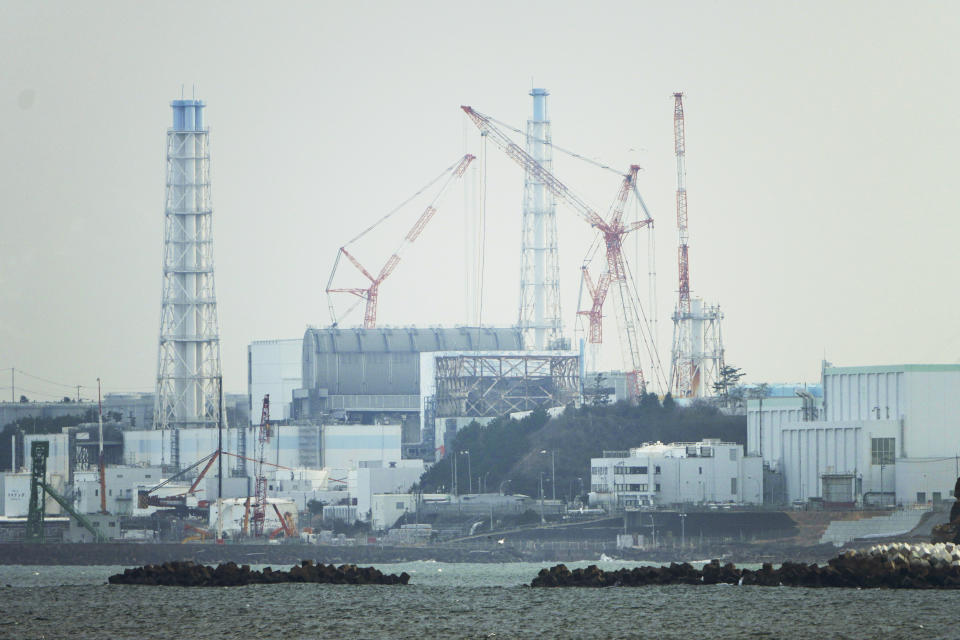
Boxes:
[462,106,664,399]
[668,92,725,398]
[326,154,475,328]
[252,394,270,537]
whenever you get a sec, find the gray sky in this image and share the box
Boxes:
[1,0,958,399]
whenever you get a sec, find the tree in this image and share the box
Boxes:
[587,373,611,407]
[662,392,676,411]
[18,395,28,403]
[713,365,745,407]
[639,392,661,412]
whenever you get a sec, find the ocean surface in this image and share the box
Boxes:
[0,560,954,639]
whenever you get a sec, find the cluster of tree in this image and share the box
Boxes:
[417,392,746,503]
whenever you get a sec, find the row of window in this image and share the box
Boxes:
[596,479,740,495]
[615,484,651,492]
[615,466,648,475]
[592,465,663,475]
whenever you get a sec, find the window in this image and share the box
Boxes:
[871,438,895,465]
[729,448,738,461]
[917,492,926,504]
[616,466,648,475]
[108,522,116,527]
[731,478,737,494]
[698,467,702,475]
[655,466,661,474]
[933,492,942,503]
[655,483,661,492]
[396,502,405,510]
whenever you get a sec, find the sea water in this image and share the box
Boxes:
[0,561,951,639]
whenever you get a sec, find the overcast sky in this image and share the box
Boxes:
[1,0,958,399]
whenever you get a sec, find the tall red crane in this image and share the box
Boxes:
[577,165,642,346]
[462,106,662,398]
[669,92,696,397]
[251,394,270,538]
[326,154,475,328]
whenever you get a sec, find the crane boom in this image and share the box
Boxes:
[252,394,270,537]
[463,105,663,399]
[326,154,474,328]
[461,107,606,229]
[669,92,695,397]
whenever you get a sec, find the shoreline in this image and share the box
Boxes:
[0,540,845,566]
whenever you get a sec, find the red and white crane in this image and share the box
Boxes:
[668,92,726,398]
[251,394,270,538]
[462,106,664,398]
[326,154,475,328]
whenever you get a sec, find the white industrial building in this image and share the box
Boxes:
[248,338,303,422]
[589,439,762,508]
[748,363,960,506]
[74,466,163,515]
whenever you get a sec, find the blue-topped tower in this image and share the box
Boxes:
[520,88,563,350]
[154,97,223,468]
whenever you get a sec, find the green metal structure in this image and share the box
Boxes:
[25,441,48,542]
[26,440,106,543]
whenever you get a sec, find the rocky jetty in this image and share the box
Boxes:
[108,560,410,587]
[532,542,960,589]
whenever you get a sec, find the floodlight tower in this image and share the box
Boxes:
[519,88,563,350]
[154,97,223,468]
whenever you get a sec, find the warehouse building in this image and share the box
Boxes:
[295,326,523,422]
[747,363,960,506]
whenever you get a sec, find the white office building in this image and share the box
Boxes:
[590,439,762,509]
[747,363,960,506]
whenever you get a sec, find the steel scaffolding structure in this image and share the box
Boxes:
[519,88,563,350]
[154,98,222,468]
[434,353,579,418]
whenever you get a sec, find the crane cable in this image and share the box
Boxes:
[342,159,464,247]
[482,112,627,177]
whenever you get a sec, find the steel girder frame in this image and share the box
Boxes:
[434,354,579,418]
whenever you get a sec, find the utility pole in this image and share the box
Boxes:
[540,449,557,500]
[452,453,458,497]
[463,451,472,494]
[539,472,545,524]
[97,378,106,515]
[217,376,223,500]
[551,450,556,501]
[217,375,223,543]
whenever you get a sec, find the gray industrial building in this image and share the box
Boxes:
[294,326,523,423]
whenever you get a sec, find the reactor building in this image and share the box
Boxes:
[290,326,580,460]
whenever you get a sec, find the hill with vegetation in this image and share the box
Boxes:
[417,395,746,502]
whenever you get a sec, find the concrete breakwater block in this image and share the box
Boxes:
[108,560,410,587]
[531,543,960,589]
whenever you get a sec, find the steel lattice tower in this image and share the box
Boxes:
[519,88,563,350]
[154,98,222,466]
[669,92,725,398]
